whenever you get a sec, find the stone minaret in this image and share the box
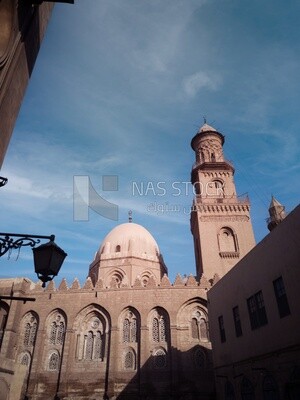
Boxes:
[267,196,286,231]
[190,123,255,282]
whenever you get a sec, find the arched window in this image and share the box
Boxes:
[20,352,31,366]
[85,331,94,359]
[241,377,255,400]
[152,316,166,343]
[24,323,31,346]
[109,271,124,288]
[225,381,235,400]
[44,311,66,371]
[160,317,166,342]
[48,352,60,371]
[190,309,209,341]
[115,245,121,252]
[130,318,137,342]
[75,308,108,363]
[124,348,136,370]
[263,375,279,400]
[152,317,159,342]
[200,318,208,340]
[48,314,65,345]
[22,314,38,347]
[218,227,239,256]
[18,313,38,372]
[94,331,103,359]
[123,313,137,343]
[208,179,224,197]
[57,322,65,345]
[123,318,130,343]
[50,322,57,344]
[153,348,167,369]
[194,347,206,369]
[150,309,169,344]
[141,273,151,287]
[81,317,105,361]
[149,308,169,369]
[191,318,199,340]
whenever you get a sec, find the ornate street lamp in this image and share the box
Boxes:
[0,233,67,287]
[0,177,8,187]
[29,0,74,4]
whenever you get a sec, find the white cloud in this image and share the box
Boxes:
[183,71,222,97]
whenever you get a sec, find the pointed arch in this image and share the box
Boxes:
[123,347,136,370]
[218,226,239,257]
[225,381,235,400]
[18,311,39,371]
[43,309,67,371]
[148,307,170,344]
[118,307,140,372]
[140,270,152,287]
[19,351,31,367]
[20,311,39,348]
[262,375,279,400]
[148,307,170,369]
[193,346,206,370]
[241,377,255,400]
[45,308,67,346]
[105,268,126,288]
[177,298,209,343]
[73,304,110,363]
[208,179,225,197]
[48,350,60,371]
[152,347,167,369]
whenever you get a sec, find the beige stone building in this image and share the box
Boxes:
[208,202,300,400]
[0,123,257,399]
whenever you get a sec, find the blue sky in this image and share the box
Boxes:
[1,0,299,286]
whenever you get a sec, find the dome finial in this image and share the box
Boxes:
[203,115,207,124]
[128,210,132,223]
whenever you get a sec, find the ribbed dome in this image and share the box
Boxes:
[98,222,160,261]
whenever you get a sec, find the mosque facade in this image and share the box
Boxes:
[0,124,256,400]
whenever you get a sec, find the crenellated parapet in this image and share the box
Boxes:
[26,272,220,295]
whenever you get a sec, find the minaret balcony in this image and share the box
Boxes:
[192,159,235,171]
[194,193,250,206]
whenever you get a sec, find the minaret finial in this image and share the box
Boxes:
[203,116,207,124]
[128,210,132,223]
[267,196,286,231]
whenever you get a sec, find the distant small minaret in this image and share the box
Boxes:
[267,196,286,231]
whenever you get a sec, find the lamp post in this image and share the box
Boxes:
[0,177,8,187]
[28,0,74,4]
[0,233,67,287]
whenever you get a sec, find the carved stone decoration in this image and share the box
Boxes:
[45,280,56,292]
[186,275,198,287]
[200,215,250,222]
[146,275,157,288]
[58,279,68,291]
[160,274,171,287]
[83,277,94,290]
[173,274,184,287]
[70,278,81,290]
